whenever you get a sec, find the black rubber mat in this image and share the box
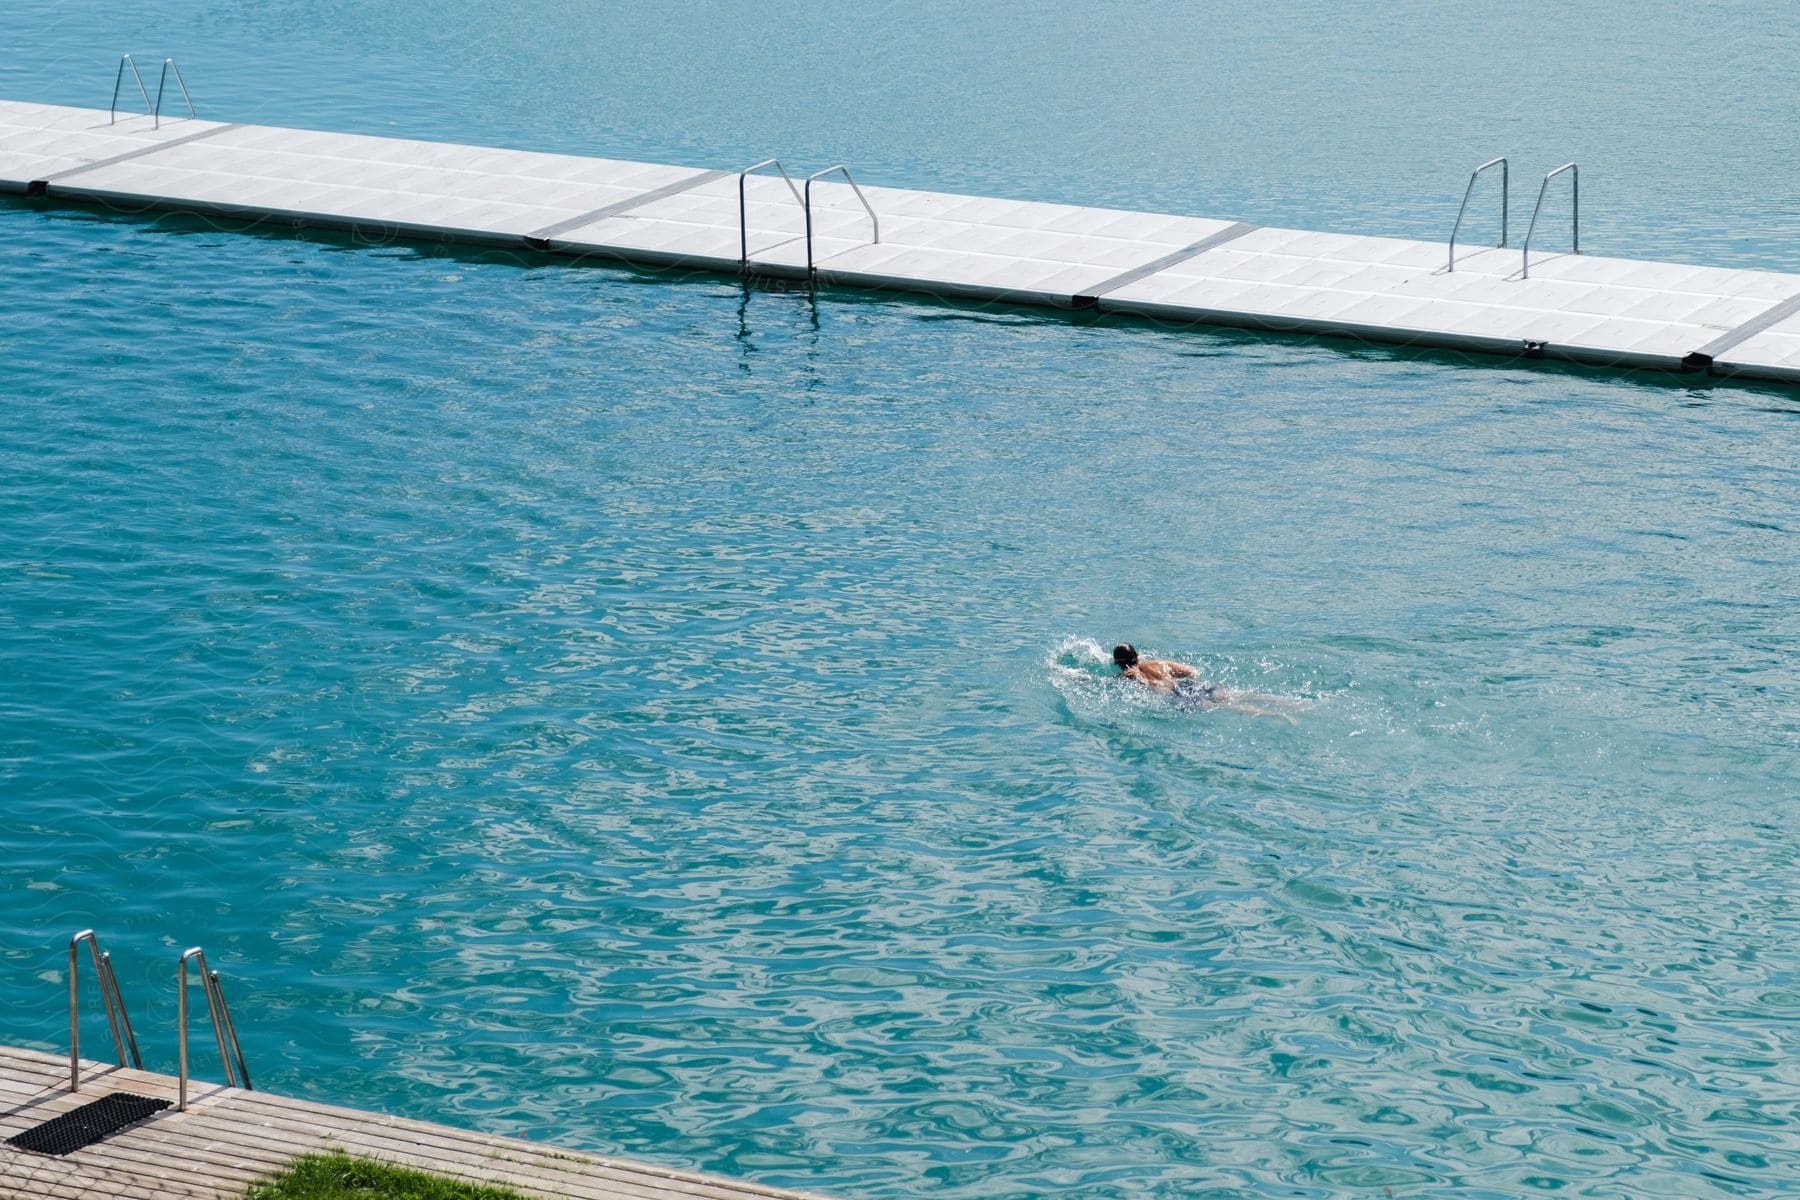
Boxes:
[5,1091,171,1156]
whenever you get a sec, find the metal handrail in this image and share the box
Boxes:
[69,930,143,1090]
[1521,162,1579,279]
[803,165,879,280]
[207,968,252,1092]
[109,54,152,125]
[153,58,195,129]
[737,158,804,270]
[1447,156,1507,272]
[178,947,251,1109]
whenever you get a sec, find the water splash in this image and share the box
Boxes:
[1048,636,1318,727]
[1046,635,1166,725]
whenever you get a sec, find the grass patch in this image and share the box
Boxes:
[246,1152,535,1200]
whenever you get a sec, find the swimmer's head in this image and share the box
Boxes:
[1113,644,1138,669]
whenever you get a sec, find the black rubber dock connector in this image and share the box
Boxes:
[5,1092,171,1156]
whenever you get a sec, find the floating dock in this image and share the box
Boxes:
[0,1043,823,1200]
[2,99,1797,384]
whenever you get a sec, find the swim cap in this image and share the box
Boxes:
[1113,644,1138,668]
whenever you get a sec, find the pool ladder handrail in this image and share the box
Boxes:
[109,54,152,125]
[109,55,196,128]
[68,930,144,1091]
[737,158,804,270]
[178,946,252,1110]
[1447,156,1507,273]
[153,58,196,129]
[803,165,879,280]
[1521,162,1579,279]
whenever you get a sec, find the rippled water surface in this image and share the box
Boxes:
[2,3,1798,1197]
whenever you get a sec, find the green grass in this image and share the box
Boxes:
[245,1152,535,1200]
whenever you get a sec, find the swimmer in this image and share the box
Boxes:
[1112,644,1298,723]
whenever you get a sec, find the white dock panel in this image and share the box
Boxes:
[0,102,232,193]
[559,176,1242,305]
[820,191,1240,306]
[4,98,1797,385]
[38,118,710,242]
[1099,227,1800,371]
[1712,308,1800,383]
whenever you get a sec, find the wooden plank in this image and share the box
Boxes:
[0,1044,828,1200]
[1,1147,199,1200]
[64,1127,292,1196]
[222,1091,790,1197]
[183,1102,777,1200]
[0,1050,230,1108]
[0,1074,57,1099]
[0,1097,263,1196]
[213,1080,815,1198]
[0,1046,66,1078]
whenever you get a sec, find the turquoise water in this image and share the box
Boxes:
[3,3,1798,1197]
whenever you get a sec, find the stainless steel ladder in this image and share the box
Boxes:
[153,58,196,129]
[1521,162,1579,279]
[178,946,252,1110]
[108,54,196,128]
[68,929,143,1090]
[735,159,881,280]
[109,55,151,125]
[1447,156,1507,272]
[65,931,252,1110]
[737,158,804,271]
[803,165,879,280]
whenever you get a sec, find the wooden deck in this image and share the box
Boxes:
[0,1044,826,1200]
